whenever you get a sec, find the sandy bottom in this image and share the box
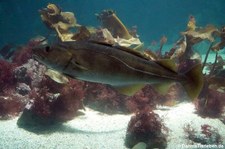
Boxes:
[0,103,224,149]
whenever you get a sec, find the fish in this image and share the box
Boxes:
[32,41,203,99]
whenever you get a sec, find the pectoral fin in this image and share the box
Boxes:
[114,84,145,96]
[45,69,69,84]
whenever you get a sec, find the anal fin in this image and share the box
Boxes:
[152,82,174,95]
[113,84,145,96]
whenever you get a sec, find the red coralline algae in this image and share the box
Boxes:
[0,56,31,119]
[0,59,16,91]
[0,94,27,119]
[195,84,225,118]
[26,78,85,122]
[125,107,168,149]
[183,123,223,145]
[125,85,160,113]
[52,79,86,121]
[38,76,63,93]
[84,82,127,114]
[12,39,41,66]
[12,46,33,66]
[84,83,184,114]
[125,84,185,113]
[17,77,86,129]
[0,59,27,119]
[28,87,54,118]
[201,124,212,138]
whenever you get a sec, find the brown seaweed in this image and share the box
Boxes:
[201,42,215,72]
[211,26,225,51]
[182,25,219,45]
[39,3,79,41]
[96,10,132,39]
[157,35,167,58]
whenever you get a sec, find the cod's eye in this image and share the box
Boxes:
[45,46,51,52]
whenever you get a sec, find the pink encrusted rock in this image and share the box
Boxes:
[18,78,85,126]
[14,59,47,87]
[16,83,31,95]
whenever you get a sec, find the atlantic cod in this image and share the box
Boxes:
[32,41,203,99]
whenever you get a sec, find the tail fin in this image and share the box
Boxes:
[181,63,204,100]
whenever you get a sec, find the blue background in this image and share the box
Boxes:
[0,0,225,48]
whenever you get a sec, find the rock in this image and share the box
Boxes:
[16,83,31,95]
[17,100,59,133]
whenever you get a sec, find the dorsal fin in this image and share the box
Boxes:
[71,26,91,41]
[88,40,158,61]
[114,45,148,59]
[88,40,149,59]
[88,40,113,46]
[143,50,158,60]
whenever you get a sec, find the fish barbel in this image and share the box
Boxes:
[32,41,203,99]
